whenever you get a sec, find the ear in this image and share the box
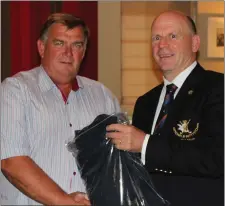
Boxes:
[37,39,45,58]
[192,35,200,53]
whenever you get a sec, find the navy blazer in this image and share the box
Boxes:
[132,64,224,206]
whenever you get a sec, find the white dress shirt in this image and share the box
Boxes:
[141,61,197,164]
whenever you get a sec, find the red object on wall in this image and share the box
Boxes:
[10,1,51,76]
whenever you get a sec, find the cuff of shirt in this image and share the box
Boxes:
[141,134,150,165]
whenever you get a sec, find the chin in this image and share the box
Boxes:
[159,66,174,74]
[62,64,74,70]
[158,63,170,70]
[158,60,175,69]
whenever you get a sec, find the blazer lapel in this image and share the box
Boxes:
[162,64,206,134]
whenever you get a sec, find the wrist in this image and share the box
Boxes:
[53,193,75,205]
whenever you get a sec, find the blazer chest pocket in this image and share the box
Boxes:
[172,118,200,141]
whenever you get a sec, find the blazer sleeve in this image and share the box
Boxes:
[132,95,155,134]
[132,96,146,131]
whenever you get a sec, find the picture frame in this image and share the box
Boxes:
[207,16,224,58]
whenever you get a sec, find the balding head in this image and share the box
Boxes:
[152,11,197,35]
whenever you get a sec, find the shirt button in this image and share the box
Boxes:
[69,123,72,127]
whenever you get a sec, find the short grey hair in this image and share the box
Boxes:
[39,13,90,43]
[186,15,197,35]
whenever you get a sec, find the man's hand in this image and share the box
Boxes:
[69,192,90,205]
[106,124,146,152]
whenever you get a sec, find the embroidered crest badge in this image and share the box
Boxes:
[173,119,199,140]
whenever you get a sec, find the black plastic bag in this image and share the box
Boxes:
[67,113,170,206]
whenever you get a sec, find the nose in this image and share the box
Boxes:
[64,45,73,56]
[158,36,169,48]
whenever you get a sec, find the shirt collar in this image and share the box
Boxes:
[72,78,79,91]
[38,65,82,92]
[163,61,197,88]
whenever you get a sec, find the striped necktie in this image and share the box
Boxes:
[154,83,177,134]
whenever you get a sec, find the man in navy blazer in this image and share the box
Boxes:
[106,11,224,206]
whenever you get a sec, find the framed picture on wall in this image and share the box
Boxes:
[207,16,224,58]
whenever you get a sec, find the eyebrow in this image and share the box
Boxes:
[72,41,84,44]
[52,39,64,47]
[52,38,64,43]
[52,38,84,44]
[152,32,179,36]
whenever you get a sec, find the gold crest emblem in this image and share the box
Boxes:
[173,119,199,140]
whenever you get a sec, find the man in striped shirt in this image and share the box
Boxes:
[1,13,120,205]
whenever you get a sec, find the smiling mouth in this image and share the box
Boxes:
[61,61,72,64]
[159,54,174,59]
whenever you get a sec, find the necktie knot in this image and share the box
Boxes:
[166,84,177,94]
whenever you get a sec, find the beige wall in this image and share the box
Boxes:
[197,1,224,73]
[98,2,122,102]
[198,1,224,14]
